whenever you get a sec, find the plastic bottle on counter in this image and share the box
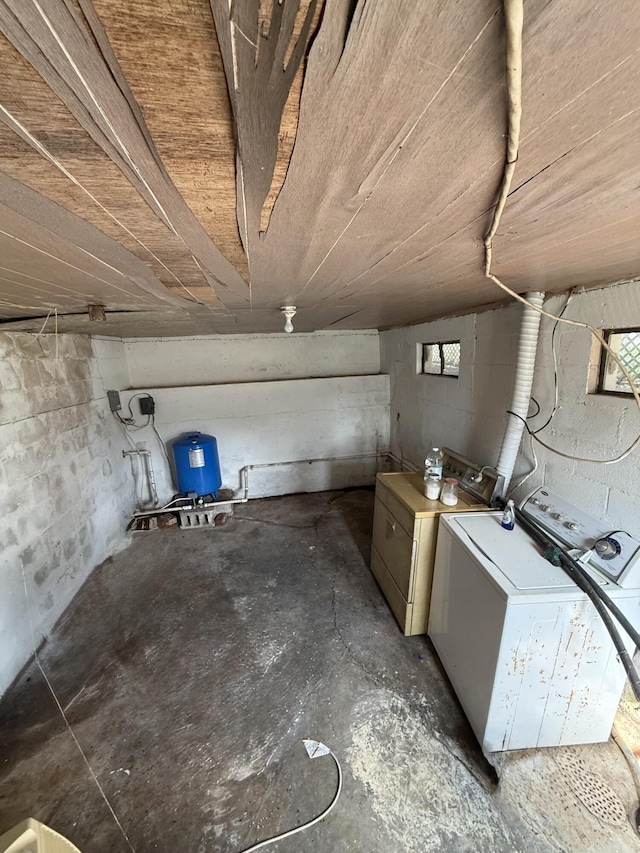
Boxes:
[424,473,442,500]
[424,447,443,479]
[501,499,515,530]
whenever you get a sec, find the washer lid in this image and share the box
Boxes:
[455,514,579,590]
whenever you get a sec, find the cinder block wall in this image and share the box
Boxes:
[0,329,385,695]
[118,330,387,501]
[527,283,640,524]
[379,308,521,470]
[0,333,133,696]
[124,329,380,387]
[380,280,640,532]
[119,375,390,501]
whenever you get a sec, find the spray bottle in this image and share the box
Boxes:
[501,499,515,531]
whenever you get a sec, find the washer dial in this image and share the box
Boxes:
[595,536,622,561]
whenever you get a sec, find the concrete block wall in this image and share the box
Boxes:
[380,279,640,533]
[125,329,380,387]
[0,333,133,696]
[117,330,387,502]
[379,308,522,470]
[119,375,390,502]
[526,281,640,530]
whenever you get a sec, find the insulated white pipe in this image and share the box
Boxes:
[496,291,545,495]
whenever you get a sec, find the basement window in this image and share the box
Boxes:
[597,328,640,396]
[419,341,460,377]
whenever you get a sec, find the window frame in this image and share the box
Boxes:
[596,327,640,398]
[419,340,460,378]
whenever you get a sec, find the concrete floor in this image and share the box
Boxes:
[1,488,640,853]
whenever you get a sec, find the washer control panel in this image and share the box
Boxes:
[521,486,640,588]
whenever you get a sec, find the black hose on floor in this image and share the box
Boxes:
[514,507,640,702]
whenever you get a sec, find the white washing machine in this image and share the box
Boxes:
[428,488,640,753]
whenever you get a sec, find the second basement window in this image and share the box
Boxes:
[421,341,460,377]
[597,328,640,396]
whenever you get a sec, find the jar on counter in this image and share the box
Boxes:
[424,473,442,500]
[440,478,459,506]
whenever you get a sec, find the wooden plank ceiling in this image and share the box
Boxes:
[0,0,638,337]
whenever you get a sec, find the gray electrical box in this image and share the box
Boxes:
[107,390,121,412]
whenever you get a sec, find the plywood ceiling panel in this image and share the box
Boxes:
[0,0,248,303]
[0,33,227,308]
[0,0,638,335]
[252,0,505,305]
[89,0,247,280]
[0,170,205,320]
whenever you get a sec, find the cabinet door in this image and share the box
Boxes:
[372,498,415,599]
[370,546,411,633]
[374,480,415,536]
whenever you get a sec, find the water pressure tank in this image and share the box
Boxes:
[172,432,222,498]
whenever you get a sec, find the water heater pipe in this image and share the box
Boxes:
[495,291,545,495]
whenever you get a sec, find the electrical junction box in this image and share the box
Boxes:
[107,390,121,412]
[139,396,155,415]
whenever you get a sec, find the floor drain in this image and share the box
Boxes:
[555,752,628,826]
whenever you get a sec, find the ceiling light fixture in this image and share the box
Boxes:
[281,305,297,333]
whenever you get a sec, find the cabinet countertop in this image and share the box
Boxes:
[376,472,489,519]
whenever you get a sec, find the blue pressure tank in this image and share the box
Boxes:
[172,432,222,498]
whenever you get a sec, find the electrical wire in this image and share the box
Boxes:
[3,303,61,358]
[114,410,140,453]
[113,411,156,511]
[116,395,156,438]
[508,428,538,496]
[116,392,154,427]
[117,411,151,431]
[530,291,573,435]
[236,747,342,853]
[116,398,171,509]
[17,562,136,852]
[151,413,172,469]
[532,427,640,465]
[485,0,640,466]
[527,397,541,419]
[508,395,541,493]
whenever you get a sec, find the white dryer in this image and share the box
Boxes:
[428,493,640,753]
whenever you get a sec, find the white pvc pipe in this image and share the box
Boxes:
[131,451,388,518]
[240,451,387,500]
[123,448,158,507]
[496,291,545,495]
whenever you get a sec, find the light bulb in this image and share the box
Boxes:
[281,305,297,334]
